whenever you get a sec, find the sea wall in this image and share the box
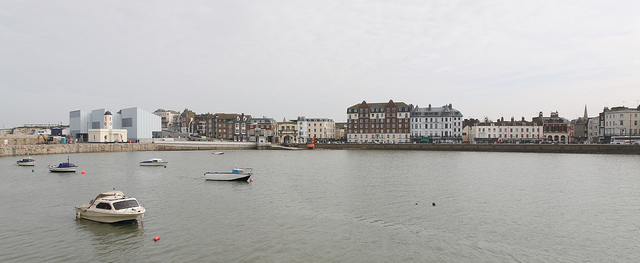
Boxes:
[0,141,257,157]
[3,141,640,157]
[1,143,161,157]
[315,143,640,155]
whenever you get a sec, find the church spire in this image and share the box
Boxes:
[583,105,588,119]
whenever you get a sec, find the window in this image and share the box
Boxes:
[113,200,140,210]
[92,121,100,129]
[122,118,133,127]
[96,203,112,210]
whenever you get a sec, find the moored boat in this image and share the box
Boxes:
[17,157,35,166]
[212,151,224,155]
[139,158,168,166]
[75,190,145,223]
[49,157,77,172]
[204,168,253,181]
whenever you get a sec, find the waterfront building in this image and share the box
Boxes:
[153,109,180,131]
[70,107,160,142]
[334,122,346,142]
[69,110,91,141]
[587,117,600,144]
[569,106,589,144]
[210,113,251,141]
[532,111,570,143]
[306,118,335,143]
[601,106,640,143]
[410,104,463,143]
[178,109,196,134]
[296,116,309,144]
[88,111,127,143]
[276,119,298,145]
[346,100,413,144]
[248,117,277,142]
[470,117,543,144]
[461,118,480,143]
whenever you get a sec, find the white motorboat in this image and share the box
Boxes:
[17,157,35,166]
[139,158,168,166]
[204,168,253,181]
[75,190,145,223]
[49,157,77,172]
[212,151,224,155]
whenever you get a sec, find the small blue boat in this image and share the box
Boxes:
[49,157,77,172]
[17,157,35,166]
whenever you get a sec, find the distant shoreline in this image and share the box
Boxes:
[2,141,639,157]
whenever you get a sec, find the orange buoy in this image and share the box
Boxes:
[81,170,85,174]
[250,179,254,182]
[154,236,160,241]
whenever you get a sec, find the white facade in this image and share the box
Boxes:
[88,112,128,143]
[587,117,600,143]
[296,116,309,143]
[410,104,463,140]
[121,107,162,141]
[307,118,335,141]
[603,107,640,137]
[69,110,91,136]
[471,121,544,143]
[69,107,161,142]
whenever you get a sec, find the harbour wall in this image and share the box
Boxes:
[0,141,257,157]
[314,143,640,154]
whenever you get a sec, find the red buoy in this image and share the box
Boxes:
[81,171,85,174]
[154,236,160,241]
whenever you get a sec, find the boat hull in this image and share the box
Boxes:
[139,162,167,166]
[204,173,251,181]
[49,166,77,172]
[17,161,35,166]
[75,205,144,223]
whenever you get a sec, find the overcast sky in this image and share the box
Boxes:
[2,0,640,128]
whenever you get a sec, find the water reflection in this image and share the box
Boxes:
[75,219,145,258]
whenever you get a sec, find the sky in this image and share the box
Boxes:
[2,0,640,128]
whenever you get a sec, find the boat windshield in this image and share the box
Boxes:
[113,200,140,210]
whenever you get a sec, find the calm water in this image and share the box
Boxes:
[1,150,639,262]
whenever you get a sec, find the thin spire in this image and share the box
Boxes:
[583,105,588,119]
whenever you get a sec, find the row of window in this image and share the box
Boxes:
[350,123,407,129]
[413,131,459,137]
[413,123,460,129]
[606,113,639,119]
[349,134,406,139]
[412,117,461,122]
[478,127,541,133]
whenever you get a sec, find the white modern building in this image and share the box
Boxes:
[410,104,463,143]
[88,111,128,143]
[70,107,161,142]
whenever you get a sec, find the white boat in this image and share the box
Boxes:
[75,190,146,223]
[204,168,253,181]
[212,151,224,155]
[49,157,77,172]
[139,158,168,166]
[17,157,35,166]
